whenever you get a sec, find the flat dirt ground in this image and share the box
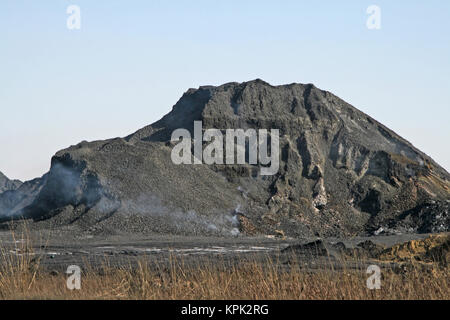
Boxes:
[0,228,432,272]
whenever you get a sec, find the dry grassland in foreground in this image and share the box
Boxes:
[0,231,448,300]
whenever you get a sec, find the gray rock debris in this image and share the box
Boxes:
[0,79,449,237]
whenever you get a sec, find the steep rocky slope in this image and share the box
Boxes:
[1,80,449,237]
[0,172,22,193]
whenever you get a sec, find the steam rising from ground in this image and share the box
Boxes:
[119,195,241,237]
[0,162,243,237]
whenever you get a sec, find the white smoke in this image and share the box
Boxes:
[119,194,241,237]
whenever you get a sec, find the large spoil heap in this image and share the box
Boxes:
[0,80,448,237]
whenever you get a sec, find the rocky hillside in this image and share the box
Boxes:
[0,80,449,237]
[0,172,22,193]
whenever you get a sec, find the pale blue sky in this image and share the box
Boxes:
[1,0,449,181]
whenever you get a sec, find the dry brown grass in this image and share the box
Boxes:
[0,229,448,300]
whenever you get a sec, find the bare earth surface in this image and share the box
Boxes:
[0,229,433,273]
